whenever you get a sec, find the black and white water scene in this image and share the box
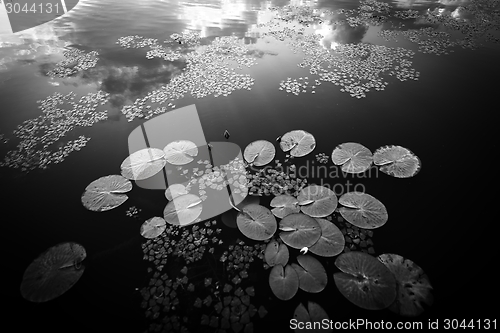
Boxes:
[1,0,498,332]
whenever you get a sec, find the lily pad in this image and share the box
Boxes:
[270,195,300,218]
[81,175,132,212]
[269,264,299,301]
[20,242,86,302]
[163,194,203,226]
[293,302,332,333]
[244,140,276,166]
[120,148,166,180]
[140,217,167,239]
[264,240,290,266]
[291,255,328,293]
[279,213,322,249]
[309,218,345,257]
[373,145,421,178]
[163,140,198,165]
[331,142,373,174]
[165,184,189,201]
[222,195,260,228]
[378,253,433,316]
[280,130,316,157]
[297,185,338,218]
[338,192,388,229]
[334,251,396,310]
[236,204,277,241]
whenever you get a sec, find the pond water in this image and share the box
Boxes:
[1,0,498,332]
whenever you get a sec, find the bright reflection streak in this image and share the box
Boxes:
[179,0,250,35]
[314,23,339,50]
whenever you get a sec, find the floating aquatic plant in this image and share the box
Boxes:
[120,148,166,180]
[297,185,338,218]
[163,140,198,165]
[336,216,376,254]
[264,239,290,267]
[315,153,329,164]
[378,253,433,316]
[334,251,396,310]
[280,130,316,157]
[270,195,300,218]
[331,142,373,174]
[338,192,388,229]
[1,91,108,172]
[269,264,299,301]
[373,145,421,178]
[47,48,99,78]
[163,194,203,226]
[279,213,322,249]
[309,218,345,257]
[20,242,86,302]
[293,301,332,333]
[291,255,328,293]
[140,217,167,239]
[81,175,132,211]
[236,204,277,241]
[244,140,276,166]
[165,184,189,201]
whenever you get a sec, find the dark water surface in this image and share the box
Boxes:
[1,0,498,332]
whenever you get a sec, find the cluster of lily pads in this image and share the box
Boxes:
[0,91,109,171]
[16,0,478,325]
[18,119,430,332]
[46,48,99,78]
[218,134,431,318]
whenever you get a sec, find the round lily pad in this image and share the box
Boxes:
[297,185,338,218]
[264,239,289,266]
[280,130,316,157]
[222,196,260,228]
[120,148,166,180]
[269,264,299,301]
[338,192,388,229]
[236,204,277,241]
[279,213,322,249]
[20,242,86,302]
[270,195,300,219]
[293,302,331,333]
[165,184,189,201]
[163,194,203,226]
[334,251,397,310]
[163,140,198,165]
[140,217,167,239]
[244,140,276,166]
[378,253,433,316]
[291,255,328,293]
[309,218,345,257]
[81,175,132,212]
[331,142,373,174]
[373,145,421,178]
